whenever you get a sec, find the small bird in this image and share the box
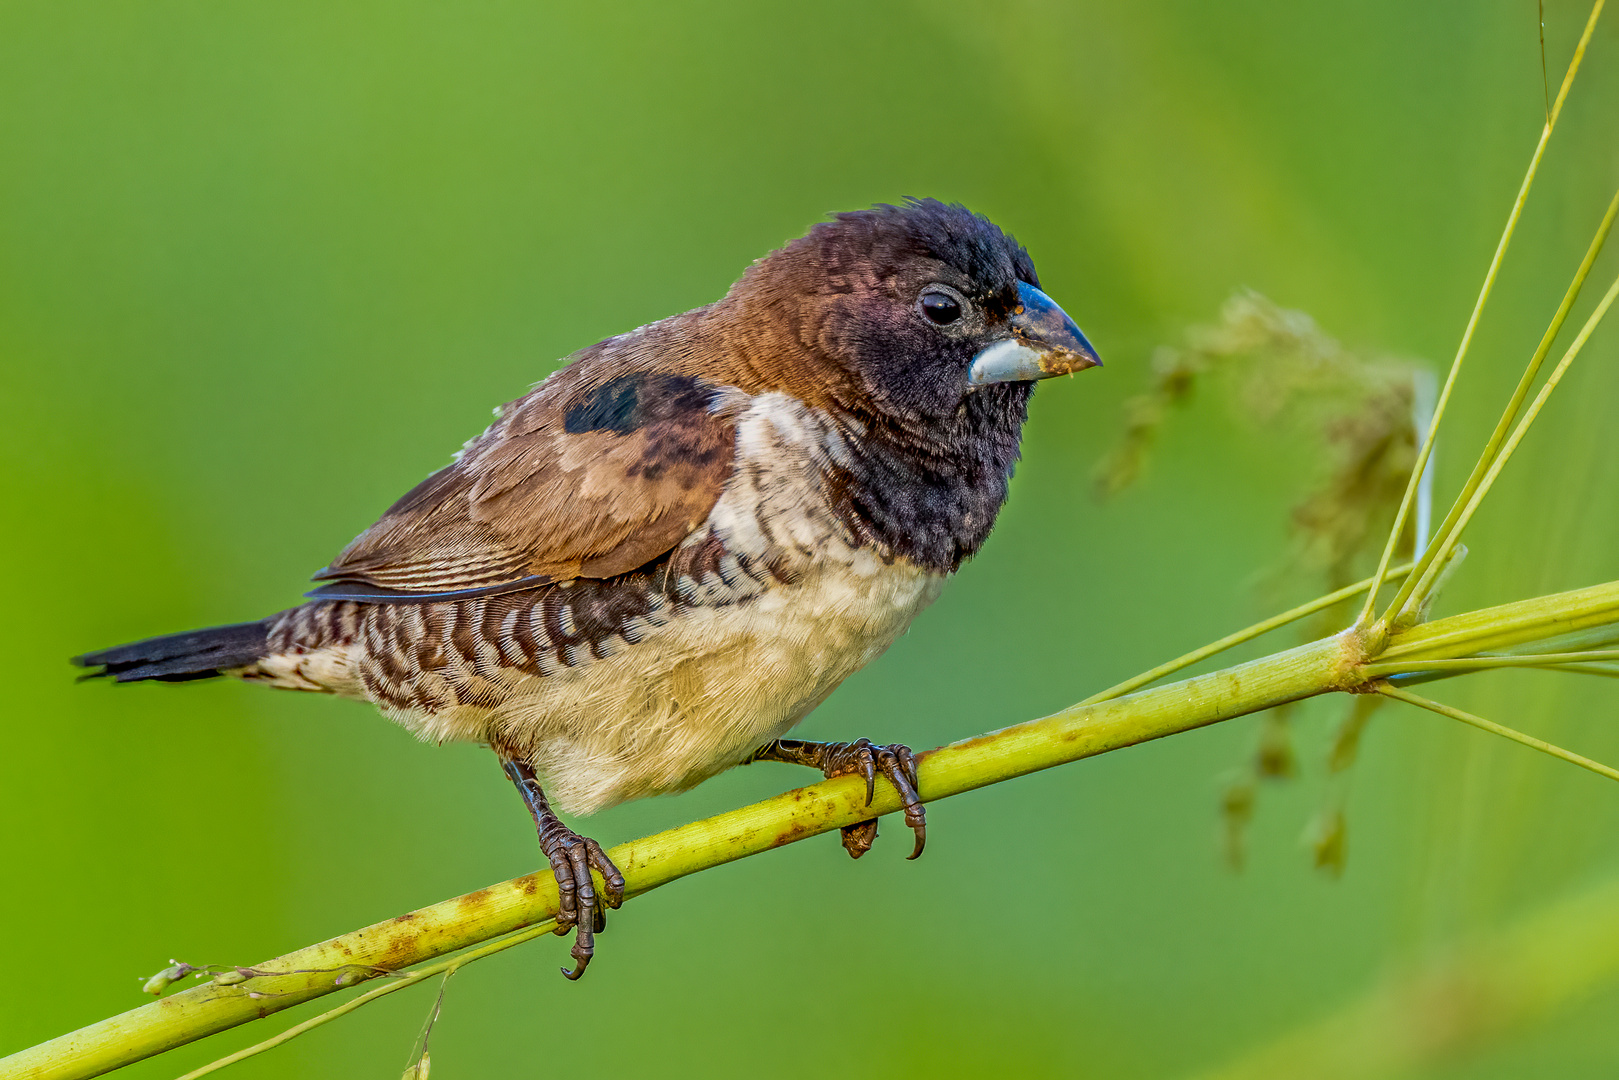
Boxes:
[76,199,1100,978]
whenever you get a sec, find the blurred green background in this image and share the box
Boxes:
[4,1,1619,1076]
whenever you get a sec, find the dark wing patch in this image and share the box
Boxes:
[564,372,720,435]
[310,372,739,602]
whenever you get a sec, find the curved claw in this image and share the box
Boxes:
[537,826,623,981]
[561,945,592,981]
[875,746,926,861]
[906,819,927,861]
[834,740,926,861]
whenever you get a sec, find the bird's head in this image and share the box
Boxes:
[730,198,1100,426]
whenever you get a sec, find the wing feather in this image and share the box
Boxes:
[309,369,738,602]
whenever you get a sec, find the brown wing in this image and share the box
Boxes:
[307,370,738,602]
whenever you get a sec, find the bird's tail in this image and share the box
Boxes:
[74,620,273,683]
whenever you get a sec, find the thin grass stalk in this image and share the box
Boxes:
[1362,650,1619,676]
[1399,270,1619,608]
[1387,186,1619,620]
[1376,683,1619,783]
[1080,562,1412,705]
[1356,0,1605,625]
[1543,663,1619,678]
[5,582,1618,1080]
[1376,662,1619,689]
[1410,369,1438,553]
[1500,625,1619,654]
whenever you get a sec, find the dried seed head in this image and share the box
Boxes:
[1096,291,1428,594]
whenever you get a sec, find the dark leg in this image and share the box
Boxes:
[751,738,926,860]
[499,757,625,980]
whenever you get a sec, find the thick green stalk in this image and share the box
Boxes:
[2,636,1371,1080]
[5,581,1617,1080]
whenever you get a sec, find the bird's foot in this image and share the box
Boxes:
[501,758,624,980]
[535,815,625,980]
[754,738,926,860]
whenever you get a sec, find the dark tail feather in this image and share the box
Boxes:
[74,620,272,683]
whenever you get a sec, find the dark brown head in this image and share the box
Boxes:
[728,198,1099,427]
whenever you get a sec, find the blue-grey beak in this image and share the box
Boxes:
[967,281,1102,386]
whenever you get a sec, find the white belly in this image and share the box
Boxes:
[414,551,940,814]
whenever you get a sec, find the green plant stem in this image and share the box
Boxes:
[1356,0,1604,625]
[5,582,1618,1079]
[1386,185,1619,622]
[0,634,1375,1080]
[1376,683,1619,784]
[1080,563,1413,705]
[173,921,557,1080]
[1362,650,1619,676]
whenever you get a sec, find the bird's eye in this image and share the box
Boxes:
[919,289,963,326]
